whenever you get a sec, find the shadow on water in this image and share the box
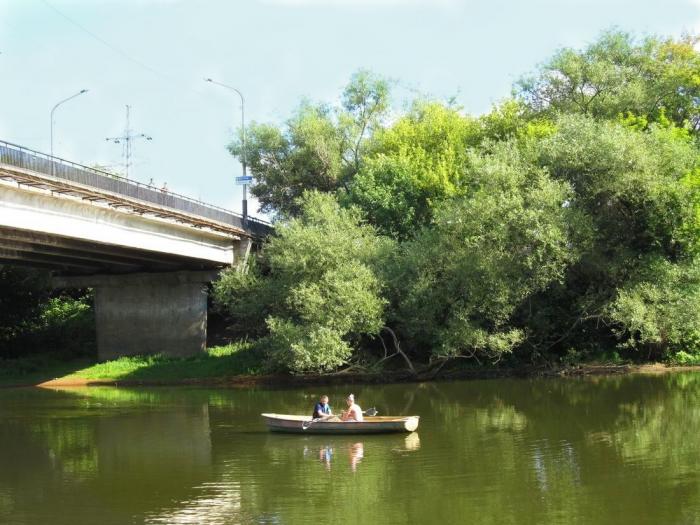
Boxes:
[2,373,700,524]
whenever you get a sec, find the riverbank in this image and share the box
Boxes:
[2,345,699,389]
[0,342,264,388]
[35,363,700,389]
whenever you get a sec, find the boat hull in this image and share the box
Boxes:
[261,414,420,434]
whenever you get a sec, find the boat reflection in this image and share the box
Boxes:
[349,442,364,472]
[311,442,364,471]
[304,434,419,472]
[402,432,421,451]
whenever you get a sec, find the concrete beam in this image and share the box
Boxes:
[0,183,236,265]
[0,248,105,273]
[52,270,220,289]
[0,257,101,274]
[0,226,210,269]
[0,240,144,271]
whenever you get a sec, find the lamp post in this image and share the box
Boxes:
[50,89,88,174]
[204,78,248,221]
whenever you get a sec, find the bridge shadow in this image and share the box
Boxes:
[0,354,95,388]
[1,342,266,388]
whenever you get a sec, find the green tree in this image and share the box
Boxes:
[390,143,579,362]
[0,265,95,359]
[533,114,699,266]
[229,71,390,216]
[346,102,481,238]
[522,114,700,357]
[214,192,391,373]
[607,256,700,358]
[0,266,51,351]
[517,31,700,132]
[217,32,700,367]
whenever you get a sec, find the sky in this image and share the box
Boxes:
[0,0,698,218]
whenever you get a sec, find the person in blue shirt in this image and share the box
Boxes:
[312,395,332,419]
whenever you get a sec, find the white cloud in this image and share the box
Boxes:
[262,0,458,7]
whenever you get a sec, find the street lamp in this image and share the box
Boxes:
[204,77,248,221]
[50,88,88,174]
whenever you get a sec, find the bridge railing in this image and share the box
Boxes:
[0,139,272,238]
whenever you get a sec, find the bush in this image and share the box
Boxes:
[670,351,700,366]
[214,192,390,373]
[607,257,700,358]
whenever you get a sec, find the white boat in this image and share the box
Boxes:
[261,413,420,434]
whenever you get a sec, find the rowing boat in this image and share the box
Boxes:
[261,413,420,434]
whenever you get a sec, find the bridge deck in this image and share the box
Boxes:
[0,139,271,239]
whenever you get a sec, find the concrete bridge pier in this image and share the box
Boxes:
[53,271,218,360]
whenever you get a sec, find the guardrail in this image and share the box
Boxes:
[0,139,272,238]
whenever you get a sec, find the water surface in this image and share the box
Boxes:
[1,373,699,524]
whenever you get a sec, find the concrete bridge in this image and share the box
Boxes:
[0,139,272,359]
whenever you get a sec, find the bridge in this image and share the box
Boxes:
[0,139,272,359]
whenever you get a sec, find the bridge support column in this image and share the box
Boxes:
[54,271,218,360]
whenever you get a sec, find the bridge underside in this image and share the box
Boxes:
[1,144,267,361]
[0,225,226,275]
[0,227,227,359]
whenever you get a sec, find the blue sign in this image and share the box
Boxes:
[235,176,253,184]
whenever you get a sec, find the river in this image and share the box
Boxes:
[1,373,699,524]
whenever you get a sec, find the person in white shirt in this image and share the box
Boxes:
[341,394,364,422]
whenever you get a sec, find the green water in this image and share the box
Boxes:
[1,373,700,524]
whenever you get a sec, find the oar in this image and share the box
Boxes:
[301,407,379,430]
[302,413,335,430]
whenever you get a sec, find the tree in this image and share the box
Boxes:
[533,114,700,266]
[0,265,95,359]
[390,143,579,362]
[517,31,700,132]
[0,266,50,350]
[229,70,390,217]
[346,102,481,238]
[607,256,700,358]
[214,192,391,373]
[521,114,700,357]
[216,33,700,368]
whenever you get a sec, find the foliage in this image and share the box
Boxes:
[391,144,580,361]
[478,99,557,142]
[0,266,51,346]
[219,36,700,370]
[0,266,95,360]
[517,30,700,132]
[669,351,700,366]
[521,115,700,355]
[346,102,481,238]
[229,70,390,217]
[211,258,279,339]
[214,192,390,373]
[15,294,95,359]
[607,257,700,358]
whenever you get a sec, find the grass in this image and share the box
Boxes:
[0,341,266,386]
